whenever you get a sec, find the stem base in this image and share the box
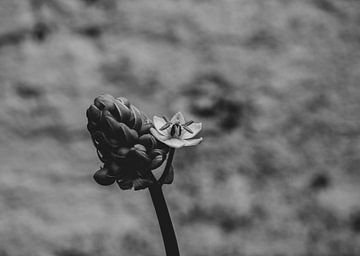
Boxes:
[149,184,180,256]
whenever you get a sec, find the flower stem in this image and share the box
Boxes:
[149,184,180,256]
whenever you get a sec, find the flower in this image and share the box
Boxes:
[150,112,203,148]
[86,94,169,190]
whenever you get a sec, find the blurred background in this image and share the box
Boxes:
[0,0,360,255]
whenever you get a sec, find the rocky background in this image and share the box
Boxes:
[1,0,360,255]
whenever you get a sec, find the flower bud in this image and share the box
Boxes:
[87,95,169,190]
[93,167,116,186]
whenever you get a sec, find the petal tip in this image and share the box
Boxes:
[171,112,185,123]
[184,137,203,147]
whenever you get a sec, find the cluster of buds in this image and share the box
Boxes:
[86,94,169,190]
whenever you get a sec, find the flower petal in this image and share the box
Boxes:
[150,128,169,142]
[184,137,203,147]
[170,112,185,124]
[163,138,185,148]
[153,115,166,130]
[181,122,202,139]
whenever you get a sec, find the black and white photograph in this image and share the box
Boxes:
[0,0,359,255]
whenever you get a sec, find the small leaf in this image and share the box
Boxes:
[161,165,174,185]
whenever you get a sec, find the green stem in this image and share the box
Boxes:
[149,184,180,256]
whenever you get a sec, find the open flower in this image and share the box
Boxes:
[150,112,203,148]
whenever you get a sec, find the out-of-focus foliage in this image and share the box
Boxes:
[0,0,359,255]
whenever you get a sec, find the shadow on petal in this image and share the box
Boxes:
[184,137,203,147]
[163,138,185,148]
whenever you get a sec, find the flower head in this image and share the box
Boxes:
[86,94,169,190]
[150,112,203,148]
